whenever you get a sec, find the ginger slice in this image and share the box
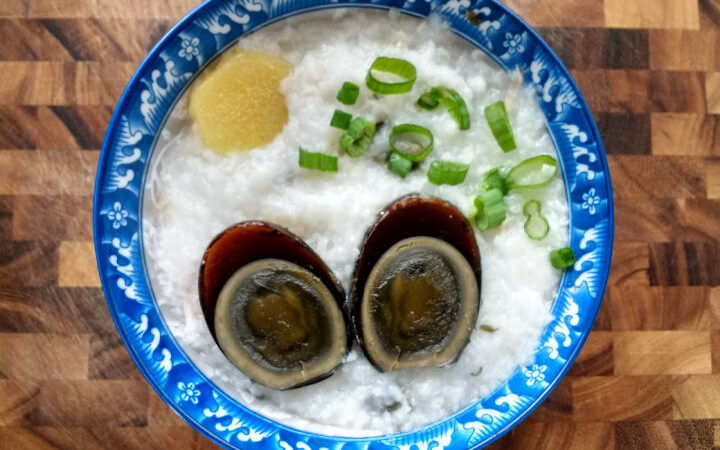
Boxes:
[189,50,292,154]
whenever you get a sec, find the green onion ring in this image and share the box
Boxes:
[484,101,516,152]
[366,57,417,95]
[330,109,352,130]
[341,117,376,157]
[389,123,433,162]
[387,151,413,178]
[550,247,576,270]
[523,199,550,240]
[427,160,469,185]
[336,81,360,105]
[481,167,510,195]
[417,92,439,110]
[298,148,338,172]
[473,189,506,231]
[507,155,558,189]
[430,86,470,130]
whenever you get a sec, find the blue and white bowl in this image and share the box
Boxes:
[93,0,614,448]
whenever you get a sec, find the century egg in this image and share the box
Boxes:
[349,194,481,372]
[199,221,349,390]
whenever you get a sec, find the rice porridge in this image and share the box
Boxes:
[143,9,567,436]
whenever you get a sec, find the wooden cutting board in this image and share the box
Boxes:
[0,0,718,448]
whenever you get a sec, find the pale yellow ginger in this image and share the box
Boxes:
[189,50,292,154]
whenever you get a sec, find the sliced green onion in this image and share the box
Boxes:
[507,155,558,189]
[389,124,433,162]
[341,117,376,157]
[430,86,470,130]
[484,101,516,152]
[387,152,413,178]
[523,199,550,240]
[330,109,352,129]
[417,92,439,110]
[482,167,509,196]
[299,148,338,172]
[427,160,469,185]
[473,189,506,231]
[550,247,576,270]
[336,82,360,105]
[366,57,416,95]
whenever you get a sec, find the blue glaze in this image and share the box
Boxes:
[93,0,614,448]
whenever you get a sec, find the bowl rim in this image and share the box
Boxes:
[93,0,614,448]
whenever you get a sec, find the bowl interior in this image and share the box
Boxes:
[93,0,613,448]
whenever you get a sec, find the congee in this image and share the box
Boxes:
[143,9,569,436]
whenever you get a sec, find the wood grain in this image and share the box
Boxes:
[0,62,136,106]
[614,198,720,243]
[649,242,720,286]
[12,196,93,241]
[148,392,186,427]
[0,196,13,240]
[0,286,115,334]
[711,288,720,328]
[494,422,615,449]
[608,243,650,287]
[0,426,202,450]
[28,0,199,19]
[707,158,720,198]
[606,287,711,331]
[0,381,40,426]
[537,28,649,70]
[0,106,111,150]
[88,333,142,380]
[604,0,700,30]
[707,72,720,114]
[572,376,674,421]
[650,30,720,71]
[567,332,614,376]
[672,375,720,419]
[613,331,712,375]
[712,331,720,373]
[524,380,573,422]
[652,114,720,156]
[614,420,717,449]
[574,70,709,114]
[57,241,100,288]
[614,197,678,242]
[607,156,706,198]
[0,19,172,62]
[1,0,719,449]
[0,151,98,195]
[28,381,149,427]
[0,240,58,287]
[503,0,604,27]
[0,334,90,380]
[597,114,651,154]
[0,1,26,18]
